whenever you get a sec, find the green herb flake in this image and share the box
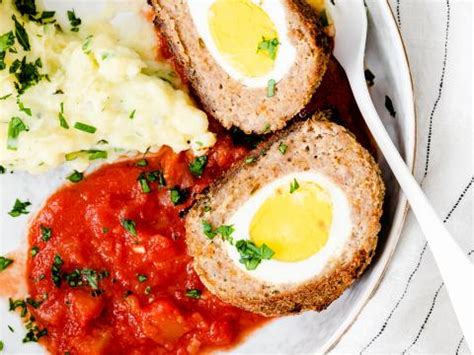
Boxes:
[0,340,3,351]
[51,254,63,287]
[17,100,31,116]
[266,79,276,98]
[121,218,137,237]
[203,205,211,212]
[58,102,69,129]
[30,246,39,257]
[8,325,14,332]
[65,149,107,161]
[102,227,109,234]
[7,117,29,151]
[0,93,13,100]
[186,289,201,299]
[0,31,15,52]
[289,178,300,193]
[235,240,274,270]
[137,274,147,283]
[278,142,288,155]
[129,109,136,119]
[74,122,97,134]
[0,256,14,271]
[8,198,31,217]
[67,10,81,32]
[81,35,93,54]
[257,37,279,60]
[189,155,208,178]
[12,15,30,51]
[169,187,188,205]
[135,159,148,167]
[137,173,151,193]
[146,170,166,186]
[40,225,52,241]
[0,165,6,174]
[10,57,44,94]
[67,170,83,183]
[244,156,256,164]
[202,220,217,239]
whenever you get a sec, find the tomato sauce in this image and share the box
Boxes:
[26,137,268,355]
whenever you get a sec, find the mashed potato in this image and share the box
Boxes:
[0,0,215,173]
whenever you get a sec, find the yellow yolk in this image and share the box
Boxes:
[250,181,333,262]
[209,0,278,77]
[306,0,326,13]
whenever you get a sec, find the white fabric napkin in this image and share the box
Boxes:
[331,0,473,353]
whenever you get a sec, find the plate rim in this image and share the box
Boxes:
[319,0,418,352]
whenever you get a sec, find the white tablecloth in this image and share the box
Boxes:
[332,0,473,353]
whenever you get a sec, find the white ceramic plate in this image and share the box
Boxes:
[0,0,415,353]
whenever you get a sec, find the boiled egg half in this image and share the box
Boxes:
[188,0,297,88]
[226,171,352,284]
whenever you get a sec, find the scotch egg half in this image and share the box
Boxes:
[188,0,297,88]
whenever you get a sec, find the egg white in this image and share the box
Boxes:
[188,0,297,88]
[226,172,352,285]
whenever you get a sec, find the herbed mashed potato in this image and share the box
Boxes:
[0,0,215,173]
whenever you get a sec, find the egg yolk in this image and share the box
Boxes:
[250,181,333,262]
[209,0,278,77]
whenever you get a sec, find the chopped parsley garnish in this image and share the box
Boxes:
[65,268,107,290]
[203,205,211,212]
[58,102,69,129]
[8,325,14,332]
[40,225,52,241]
[262,123,271,134]
[244,156,256,164]
[30,246,39,257]
[9,298,27,317]
[7,117,28,150]
[12,15,30,51]
[67,170,83,183]
[0,340,3,351]
[17,99,31,116]
[289,178,300,193]
[257,37,279,60]
[186,289,201,299]
[65,149,107,161]
[146,170,166,186]
[10,57,44,94]
[0,93,13,100]
[135,159,148,167]
[74,121,97,134]
[169,187,188,205]
[201,221,235,243]
[137,173,151,193]
[82,35,93,54]
[67,10,81,32]
[202,220,216,239]
[267,79,276,98]
[385,95,396,117]
[121,218,137,237]
[14,0,37,16]
[137,274,147,283]
[0,165,5,174]
[0,31,15,52]
[189,155,208,178]
[129,109,136,119]
[278,142,288,155]
[8,198,31,217]
[235,240,274,270]
[23,327,47,343]
[26,297,42,309]
[365,69,375,87]
[51,254,63,287]
[0,256,14,271]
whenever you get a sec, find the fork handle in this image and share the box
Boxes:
[351,75,474,350]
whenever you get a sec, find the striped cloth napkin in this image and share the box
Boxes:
[331,0,473,354]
